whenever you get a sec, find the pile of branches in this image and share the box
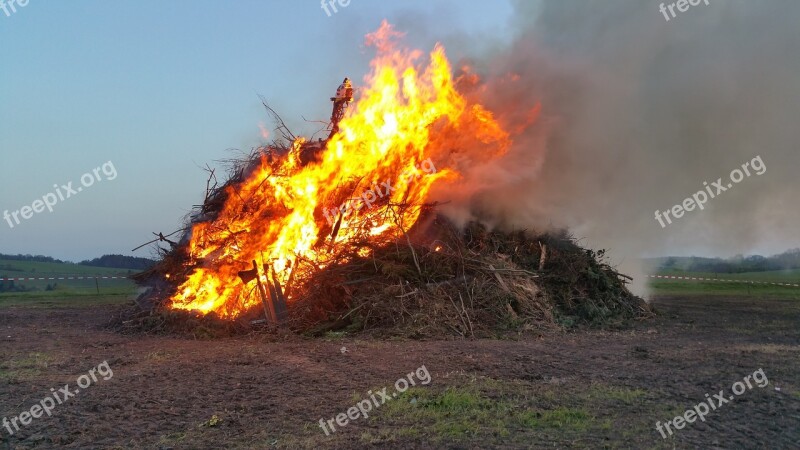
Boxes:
[289,216,652,338]
[123,203,651,338]
[120,111,651,338]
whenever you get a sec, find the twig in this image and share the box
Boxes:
[488,264,511,293]
[485,267,539,277]
[617,273,634,281]
[397,289,419,298]
[391,209,422,276]
[131,229,184,252]
[259,96,297,142]
[459,292,474,337]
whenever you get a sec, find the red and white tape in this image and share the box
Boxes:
[648,274,800,287]
[3,273,797,287]
[0,276,127,281]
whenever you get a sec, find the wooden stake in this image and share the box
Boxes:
[250,260,276,324]
[269,266,289,323]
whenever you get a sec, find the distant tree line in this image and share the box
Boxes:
[0,253,155,271]
[0,253,65,264]
[659,249,800,273]
[78,254,155,271]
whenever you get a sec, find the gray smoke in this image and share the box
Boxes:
[429,0,800,295]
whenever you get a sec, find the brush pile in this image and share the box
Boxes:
[121,142,652,339]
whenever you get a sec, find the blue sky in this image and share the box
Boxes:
[0,0,515,261]
[4,1,796,266]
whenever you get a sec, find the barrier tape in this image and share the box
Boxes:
[648,274,800,287]
[3,273,796,286]
[0,276,127,281]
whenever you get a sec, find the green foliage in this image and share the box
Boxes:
[79,254,156,270]
[651,249,800,273]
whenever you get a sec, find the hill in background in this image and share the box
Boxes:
[78,254,155,271]
[646,249,800,274]
[0,253,155,271]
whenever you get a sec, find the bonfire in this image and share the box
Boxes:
[127,22,651,337]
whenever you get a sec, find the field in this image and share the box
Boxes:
[0,259,138,308]
[650,268,800,299]
[1,270,798,449]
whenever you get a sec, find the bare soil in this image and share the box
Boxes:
[1,294,798,449]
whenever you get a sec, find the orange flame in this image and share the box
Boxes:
[169,21,516,318]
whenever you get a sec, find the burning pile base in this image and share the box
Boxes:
[121,146,652,338]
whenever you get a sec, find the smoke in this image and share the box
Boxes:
[430,0,800,295]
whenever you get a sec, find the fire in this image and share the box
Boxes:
[169,21,518,318]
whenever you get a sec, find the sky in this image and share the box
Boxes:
[0,0,515,261]
[1,0,798,266]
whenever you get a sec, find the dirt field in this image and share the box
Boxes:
[1,294,798,449]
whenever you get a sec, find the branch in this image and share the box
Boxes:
[259,96,296,143]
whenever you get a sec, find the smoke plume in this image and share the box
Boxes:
[430,0,800,295]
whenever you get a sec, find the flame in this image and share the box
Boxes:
[169,21,520,318]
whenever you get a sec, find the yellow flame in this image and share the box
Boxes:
[169,21,512,318]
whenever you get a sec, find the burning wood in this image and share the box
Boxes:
[236,260,287,325]
[125,21,652,337]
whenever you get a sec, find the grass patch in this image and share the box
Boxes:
[145,350,175,362]
[649,269,800,299]
[0,259,134,275]
[0,352,51,383]
[249,378,673,448]
[656,268,800,282]
[158,432,187,444]
[585,384,647,404]
[0,258,139,300]
[364,384,595,444]
[518,407,590,430]
[322,331,347,340]
[0,293,133,308]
